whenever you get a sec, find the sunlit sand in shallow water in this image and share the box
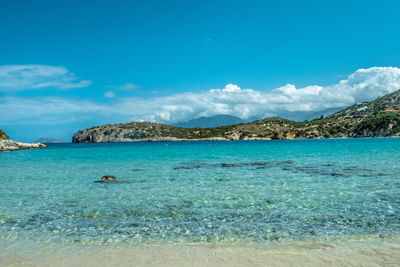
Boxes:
[1,239,400,267]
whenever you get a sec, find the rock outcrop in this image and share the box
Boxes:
[0,140,47,152]
[0,129,9,140]
[73,89,400,143]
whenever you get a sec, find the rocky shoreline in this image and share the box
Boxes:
[0,140,47,152]
[73,136,289,143]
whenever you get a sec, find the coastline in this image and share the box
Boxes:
[72,135,400,143]
[1,238,400,267]
[0,140,47,152]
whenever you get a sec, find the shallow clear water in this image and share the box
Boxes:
[1,139,400,244]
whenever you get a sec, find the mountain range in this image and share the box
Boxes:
[173,114,250,128]
[172,108,342,128]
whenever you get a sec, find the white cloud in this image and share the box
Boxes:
[118,67,400,122]
[1,67,400,126]
[0,65,91,92]
[0,96,108,125]
[107,82,139,90]
[104,91,115,98]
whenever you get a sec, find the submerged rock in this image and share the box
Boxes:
[173,160,294,171]
[99,175,116,181]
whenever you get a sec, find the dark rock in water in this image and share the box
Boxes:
[101,175,116,181]
[96,175,122,183]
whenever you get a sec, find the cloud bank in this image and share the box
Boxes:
[1,67,400,126]
[0,65,91,92]
[119,67,400,123]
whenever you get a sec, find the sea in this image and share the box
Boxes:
[1,138,400,265]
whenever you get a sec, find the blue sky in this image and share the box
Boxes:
[1,0,400,141]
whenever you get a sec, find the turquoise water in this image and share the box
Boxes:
[1,139,400,244]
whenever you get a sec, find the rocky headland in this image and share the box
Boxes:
[0,130,47,152]
[0,140,47,152]
[72,89,400,143]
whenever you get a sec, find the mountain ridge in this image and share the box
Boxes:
[72,89,400,143]
[173,114,249,128]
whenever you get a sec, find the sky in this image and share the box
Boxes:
[1,0,400,142]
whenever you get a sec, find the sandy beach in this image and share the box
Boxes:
[1,239,400,267]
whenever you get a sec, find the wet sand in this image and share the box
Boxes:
[1,239,400,267]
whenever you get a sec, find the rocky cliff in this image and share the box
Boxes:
[73,89,400,143]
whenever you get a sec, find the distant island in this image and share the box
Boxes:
[72,89,400,143]
[35,137,65,144]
